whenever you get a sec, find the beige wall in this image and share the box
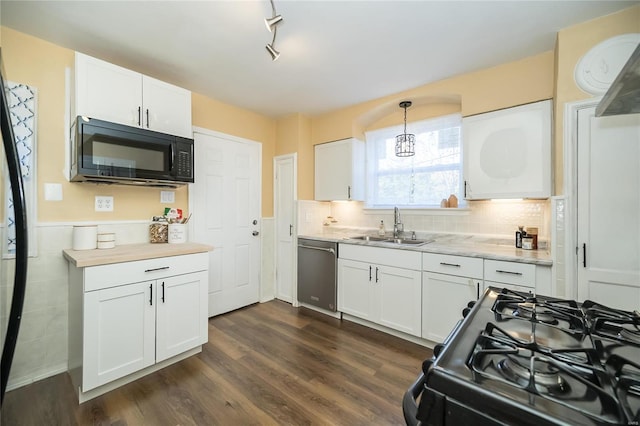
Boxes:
[3,4,638,220]
[1,27,277,221]
[299,51,555,199]
[554,4,640,194]
[191,93,276,217]
[275,113,313,200]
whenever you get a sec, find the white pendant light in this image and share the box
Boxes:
[396,101,415,157]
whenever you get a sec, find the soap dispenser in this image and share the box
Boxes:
[378,220,386,237]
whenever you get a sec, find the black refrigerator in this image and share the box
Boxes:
[0,47,29,406]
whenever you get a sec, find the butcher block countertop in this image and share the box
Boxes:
[63,242,213,268]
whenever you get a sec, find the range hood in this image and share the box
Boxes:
[596,43,640,116]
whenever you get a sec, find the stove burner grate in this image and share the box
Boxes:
[492,290,585,333]
[584,300,640,347]
[497,356,570,394]
[467,323,627,424]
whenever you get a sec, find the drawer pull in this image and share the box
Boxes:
[144,266,170,273]
[440,262,461,268]
[496,269,523,276]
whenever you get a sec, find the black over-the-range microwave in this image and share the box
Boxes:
[70,116,194,187]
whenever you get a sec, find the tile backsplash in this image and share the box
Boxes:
[300,199,551,243]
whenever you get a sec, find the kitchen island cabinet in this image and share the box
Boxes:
[64,244,210,402]
[315,138,365,201]
[338,244,421,337]
[75,52,192,138]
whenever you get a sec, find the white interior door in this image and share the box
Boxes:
[274,154,296,303]
[191,130,261,317]
[576,108,640,310]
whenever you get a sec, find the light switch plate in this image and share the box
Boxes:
[44,183,63,201]
[95,196,114,212]
[160,190,175,204]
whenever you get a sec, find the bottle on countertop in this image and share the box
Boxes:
[378,220,386,236]
[527,227,538,250]
[515,225,524,248]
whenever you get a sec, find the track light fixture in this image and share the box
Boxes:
[265,15,283,32]
[396,101,416,157]
[266,43,280,61]
[265,0,283,61]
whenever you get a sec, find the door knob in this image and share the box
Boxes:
[252,231,260,236]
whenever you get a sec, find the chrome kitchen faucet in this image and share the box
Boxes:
[393,206,404,238]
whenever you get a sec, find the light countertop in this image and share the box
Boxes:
[63,242,213,268]
[298,231,552,266]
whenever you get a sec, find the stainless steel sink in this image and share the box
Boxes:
[349,235,390,242]
[390,238,433,246]
[349,235,433,246]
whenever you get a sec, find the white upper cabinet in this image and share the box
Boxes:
[315,138,365,201]
[142,75,193,138]
[463,100,552,199]
[75,52,192,138]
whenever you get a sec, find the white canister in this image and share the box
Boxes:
[168,224,187,244]
[73,225,98,250]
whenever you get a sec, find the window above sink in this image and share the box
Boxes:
[364,113,463,209]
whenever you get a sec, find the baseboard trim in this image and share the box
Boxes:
[341,314,434,348]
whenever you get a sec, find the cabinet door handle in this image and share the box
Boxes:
[583,243,587,268]
[375,267,379,283]
[496,269,523,276]
[144,266,170,273]
[476,281,480,300]
[347,186,351,200]
[161,282,165,303]
[440,262,461,268]
[289,224,293,236]
[137,106,141,126]
[146,108,150,128]
[369,265,372,282]
[464,180,467,198]
[149,283,153,306]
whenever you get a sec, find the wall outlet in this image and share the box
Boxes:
[95,196,114,212]
[160,190,175,204]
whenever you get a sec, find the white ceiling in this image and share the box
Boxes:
[1,1,637,118]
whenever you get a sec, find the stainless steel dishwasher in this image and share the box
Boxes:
[297,238,338,311]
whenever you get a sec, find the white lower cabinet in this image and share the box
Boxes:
[422,272,480,342]
[422,253,483,343]
[69,252,208,399]
[338,245,422,337]
[83,280,155,391]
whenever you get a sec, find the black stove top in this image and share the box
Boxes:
[409,288,640,426]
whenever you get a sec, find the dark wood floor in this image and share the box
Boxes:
[1,300,431,425]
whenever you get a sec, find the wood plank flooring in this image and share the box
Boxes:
[1,300,431,425]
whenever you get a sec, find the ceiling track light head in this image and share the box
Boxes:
[265,14,283,32]
[266,43,280,61]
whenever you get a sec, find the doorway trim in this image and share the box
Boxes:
[562,97,601,300]
[273,153,298,306]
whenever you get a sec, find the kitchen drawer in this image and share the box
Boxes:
[339,243,421,270]
[84,252,209,292]
[422,253,483,279]
[484,260,535,288]
[485,281,534,295]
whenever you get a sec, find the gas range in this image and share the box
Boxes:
[403,288,640,425]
